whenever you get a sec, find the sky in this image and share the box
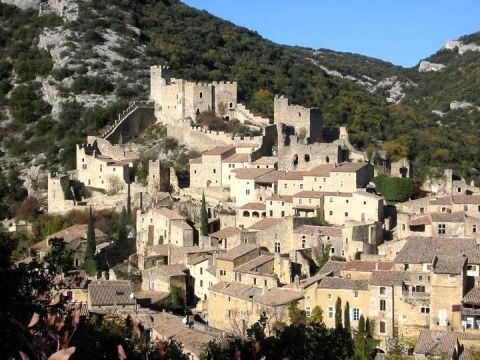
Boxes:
[182,0,480,67]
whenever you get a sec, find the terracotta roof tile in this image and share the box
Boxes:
[305,164,335,177]
[251,156,278,165]
[232,168,275,180]
[414,330,480,358]
[432,255,466,275]
[203,145,235,156]
[234,254,275,273]
[216,244,259,261]
[209,227,241,239]
[266,195,293,203]
[249,218,284,230]
[394,236,477,264]
[239,202,266,210]
[224,153,250,163]
[318,277,368,291]
[463,287,480,305]
[293,225,342,237]
[369,270,410,286]
[88,280,136,307]
[343,261,394,272]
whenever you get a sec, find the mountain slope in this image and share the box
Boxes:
[0,0,479,181]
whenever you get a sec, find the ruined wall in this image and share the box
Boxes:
[47,173,76,213]
[104,103,156,145]
[274,96,322,142]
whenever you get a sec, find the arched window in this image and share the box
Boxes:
[252,211,260,218]
[229,102,233,108]
[326,156,330,163]
[243,211,250,217]
[304,154,310,162]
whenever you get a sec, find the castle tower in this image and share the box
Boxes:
[150,65,172,105]
[148,160,171,193]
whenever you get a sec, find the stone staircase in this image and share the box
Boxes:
[101,100,154,140]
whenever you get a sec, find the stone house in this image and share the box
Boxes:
[207,281,304,336]
[76,137,138,192]
[265,194,294,218]
[462,287,480,330]
[187,254,217,309]
[142,264,193,306]
[229,168,276,206]
[189,145,238,188]
[237,202,267,228]
[136,207,194,268]
[30,224,109,268]
[87,280,136,313]
[248,156,278,169]
[208,227,242,250]
[397,211,480,240]
[414,329,480,359]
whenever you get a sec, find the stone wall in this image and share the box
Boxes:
[274,95,322,142]
[104,102,156,144]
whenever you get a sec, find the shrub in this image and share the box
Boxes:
[71,75,114,94]
[9,83,51,124]
[373,175,413,203]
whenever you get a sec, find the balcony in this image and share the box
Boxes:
[401,291,430,300]
[462,307,480,316]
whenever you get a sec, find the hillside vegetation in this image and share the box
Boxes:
[0,0,479,181]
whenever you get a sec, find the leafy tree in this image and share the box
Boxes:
[9,82,51,124]
[335,297,342,328]
[308,305,323,324]
[344,301,351,332]
[365,317,374,338]
[200,192,208,236]
[288,299,306,325]
[84,207,97,276]
[44,237,74,273]
[354,316,380,360]
[373,175,413,203]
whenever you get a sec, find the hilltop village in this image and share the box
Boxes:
[20,66,480,358]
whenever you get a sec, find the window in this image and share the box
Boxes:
[437,223,446,235]
[328,294,332,299]
[253,278,257,285]
[421,306,430,314]
[420,207,424,214]
[284,183,287,188]
[419,275,423,281]
[345,212,348,217]
[328,307,334,318]
[330,247,335,254]
[264,280,267,286]
[281,211,285,217]
[199,92,203,98]
[473,224,477,233]
[464,205,468,211]
[379,300,386,311]
[353,308,360,321]
[302,239,306,249]
[442,207,446,212]
[413,285,426,293]
[213,169,216,173]
[354,291,358,298]
[346,199,349,204]
[329,210,333,215]
[200,268,203,275]
[305,307,311,317]
[246,189,250,195]
[269,210,273,217]
[300,184,303,189]
[330,197,333,203]
[200,280,203,287]
[379,321,386,334]
[274,242,281,253]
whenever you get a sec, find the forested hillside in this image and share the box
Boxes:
[0,0,479,180]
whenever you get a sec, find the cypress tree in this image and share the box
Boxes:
[344,301,351,332]
[335,297,342,328]
[200,192,208,236]
[84,207,97,276]
[127,181,131,217]
[358,314,366,334]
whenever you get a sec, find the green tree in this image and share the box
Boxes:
[373,175,413,203]
[288,300,306,325]
[344,301,351,332]
[127,181,131,217]
[358,314,366,334]
[335,297,342,328]
[200,192,208,236]
[43,237,74,273]
[366,317,374,337]
[84,207,97,276]
[308,305,323,324]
